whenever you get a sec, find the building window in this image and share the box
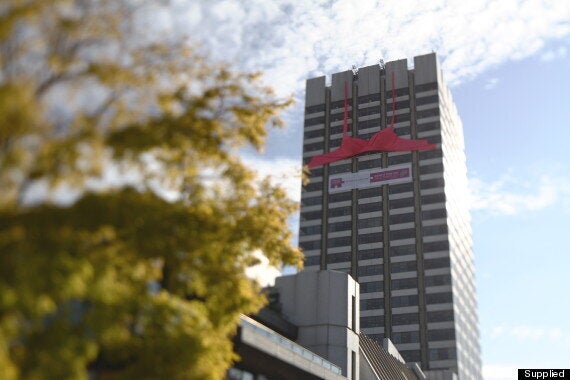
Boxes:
[327,252,351,264]
[420,177,445,190]
[330,163,352,175]
[358,248,382,260]
[424,257,450,269]
[328,221,352,233]
[391,313,419,325]
[391,261,417,273]
[425,274,451,286]
[358,187,382,199]
[329,236,352,248]
[389,182,413,194]
[361,315,384,328]
[389,228,416,240]
[303,141,324,152]
[416,108,440,119]
[300,211,321,221]
[390,244,416,256]
[415,94,439,106]
[427,310,454,322]
[359,264,383,277]
[415,82,438,93]
[425,292,453,304]
[391,277,418,290]
[429,348,457,361]
[358,233,382,245]
[300,240,321,251]
[360,281,383,293]
[304,256,320,266]
[423,241,449,252]
[304,128,324,139]
[303,181,322,192]
[389,197,414,209]
[300,225,321,235]
[392,330,420,344]
[358,93,381,103]
[400,350,421,363]
[358,202,382,213]
[421,208,446,221]
[301,196,322,207]
[358,158,381,170]
[389,213,415,224]
[360,298,383,310]
[428,328,456,341]
[419,163,444,175]
[422,224,448,237]
[305,104,325,114]
[304,116,326,127]
[329,191,352,203]
[329,206,351,217]
[391,295,418,307]
[388,154,412,166]
[358,118,382,131]
[359,217,382,229]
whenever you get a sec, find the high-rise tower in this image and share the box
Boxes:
[299,53,481,379]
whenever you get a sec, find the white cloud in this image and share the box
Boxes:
[241,154,302,202]
[489,324,563,342]
[483,364,518,380]
[167,0,570,97]
[540,45,568,61]
[245,250,281,286]
[484,77,499,90]
[468,169,570,215]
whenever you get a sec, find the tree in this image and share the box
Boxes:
[0,1,303,379]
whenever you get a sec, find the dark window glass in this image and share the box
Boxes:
[424,257,451,269]
[392,295,418,307]
[391,313,419,325]
[422,224,448,237]
[423,241,449,252]
[391,261,417,273]
[389,182,413,194]
[329,206,351,217]
[390,228,416,240]
[359,264,383,277]
[329,236,352,248]
[359,217,382,229]
[358,93,381,103]
[392,331,420,344]
[425,292,453,304]
[300,240,321,251]
[304,116,325,127]
[329,191,352,203]
[417,121,441,133]
[358,107,380,117]
[358,158,382,170]
[304,141,323,152]
[429,348,457,361]
[358,202,382,213]
[360,298,383,310]
[305,255,320,266]
[368,334,384,344]
[427,135,441,144]
[393,99,410,109]
[425,274,452,287]
[427,328,456,341]
[389,197,414,209]
[421,193,446,204]
[358,187,382,199]
[301,211,321,221]
[389,213,415,224]
[308,167,324,177]
[395,126,411,136]
[330,125,344,135]
[329,163,352,174]
[391,277,418,290]
[305,104,325,114]
[361,315,384,328]
[327,252,351,264]
[388,154,412,165]
[301,196,322,207]
[328,220,352,233]
[330,111,353,122]
[359,131,376,140]
[330,99,352,110]
[390,244,415,257]
[415,82,438,92]
[358,232,382,245]
[419,148,442,160]
[358,118,381,131]
[300,225,321,235]
[427,310,454,322]
[416,108,440,119]
[303,181,322,192]
[400,350,421,363]
[388,112,410,123]
[358,248,382,260]
[420,177,445,190]
[415,94,439,106]
[329,138,342,149]
[304,128,325,139]
[420,163,444,175]
[386,87,409,98]
[360,281,383,293]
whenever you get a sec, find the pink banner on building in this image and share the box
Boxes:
[328,164,412,193]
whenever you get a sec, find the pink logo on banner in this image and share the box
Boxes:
[330,178,345,189]
[369,168,410,183]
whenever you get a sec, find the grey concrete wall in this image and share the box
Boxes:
[357,65,381,96]
[275,270,360,379]
[306,76,326,106]
[331,70,354,101]
[413,53,439,85]
[385,58,409,89]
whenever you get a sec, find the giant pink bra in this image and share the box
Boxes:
[307,72,435,168]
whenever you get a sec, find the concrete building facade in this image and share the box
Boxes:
[299,53,482,379]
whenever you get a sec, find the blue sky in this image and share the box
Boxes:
[165,1,570,378]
